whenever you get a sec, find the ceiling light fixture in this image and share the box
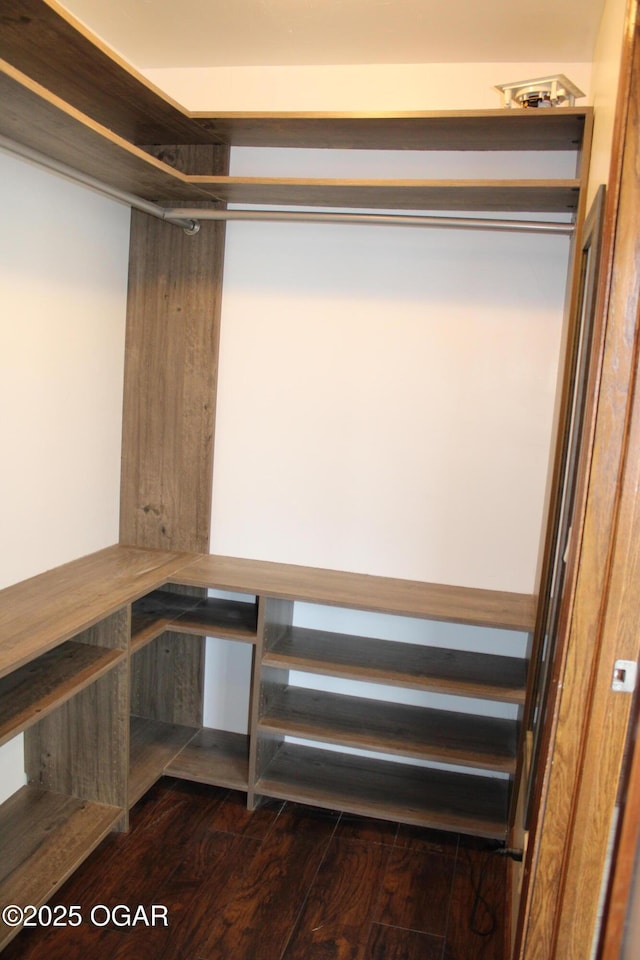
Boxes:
[495,74,585,108]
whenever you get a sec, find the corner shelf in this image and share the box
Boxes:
[262,625,527,704]
[254,742,510,840]
[130,588,258,654]
[128,715,198,806]
[165,728,249,790]
[0,785,121,950]
[171,554,537,631]
[0,641,124,748]
[259,686,518,773]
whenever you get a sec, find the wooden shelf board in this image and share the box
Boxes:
[171,554,536,632]
[129,716,199,807]
[191,176,580,213]
[0,641,124,748]
[192,109,590,151]
[0,0,218,146]
[131,589,258,649]
[255,743,509,840]
[0,62,215,202]
[130,613,174,655]
[260,687,518,773]
[0,4,590,155]
[0,785,121,950]
[0,545,192,680]
[264,627,526,704]
[166,728,249,789]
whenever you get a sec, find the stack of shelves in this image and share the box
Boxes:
[168,554,534,841]
[0,544,534,946]
[0,546,189,950]
[128,587,259,801]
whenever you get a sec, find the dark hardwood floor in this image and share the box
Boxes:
[4,778,507,959]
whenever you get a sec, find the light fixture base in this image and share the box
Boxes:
[495,74,585,109]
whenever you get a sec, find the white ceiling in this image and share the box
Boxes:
[59,0,606,69]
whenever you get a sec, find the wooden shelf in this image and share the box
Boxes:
[0,641,124,748]
[0,545,192,680]
[259,687,518,773]
[0,62,581,216]
[263,626,526,704]
[193,109,591,151]
[131,589,258,653]
[190,176,580,213]
[0,4,590,156]
[129,716,198,806]
[0,62,214,203]
[166,728,249,789]
[172,554,536,632]
[0,0,217,146]
[255,742,510,840]
[0,785,121,950]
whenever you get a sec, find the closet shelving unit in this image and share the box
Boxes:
[0,0,592,949]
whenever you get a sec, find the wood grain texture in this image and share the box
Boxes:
[248,598,294,804]
[25,664,129,811]
[366,925,445,960]
[516,9,640,959]
[264,626,527,703]
[188,804,337,960]
[130,631,205,727]
[0,780,507,960]
[131,588,258,651]
[192,109,590,151]
[0,61,214,201]
[281,837,392,960]
[0,641,124,748]
[0,786,121,950]
[260,686,518,772]
[0,0,217,144]
[119,145,229,553]
[189,176,581,212]
[0,544,191,679]
[550,25,640,952]
[165,727,249,789]
[376,843,456,935]
[599,707,640,960]
[128,716,198,806]
[172,554,536,631]
[256,742,510,839]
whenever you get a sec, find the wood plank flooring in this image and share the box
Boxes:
[2,778,507,960]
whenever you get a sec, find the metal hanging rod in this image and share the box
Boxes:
[163,207,575,235]
[0,135,200,234]
[1,134,573,237]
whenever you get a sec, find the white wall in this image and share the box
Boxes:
[587,0,629,205]
[0,150,130,801]
[210,146,572,594]
[184,72,582,732]
[144,61,592,111]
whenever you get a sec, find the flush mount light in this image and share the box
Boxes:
[495,74,585,108]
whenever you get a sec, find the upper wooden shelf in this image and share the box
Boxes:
[192,110,591,152]
[171,554,536,631]
[0,546,190,679]
[0,2,591,170]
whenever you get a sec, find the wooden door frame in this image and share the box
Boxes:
[514,2,640,957]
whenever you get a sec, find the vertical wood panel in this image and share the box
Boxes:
[130,632,204,727]
[120,145,229,745]
[25,663,129,812]
[248,597,294,807]
[119,143,230,554]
